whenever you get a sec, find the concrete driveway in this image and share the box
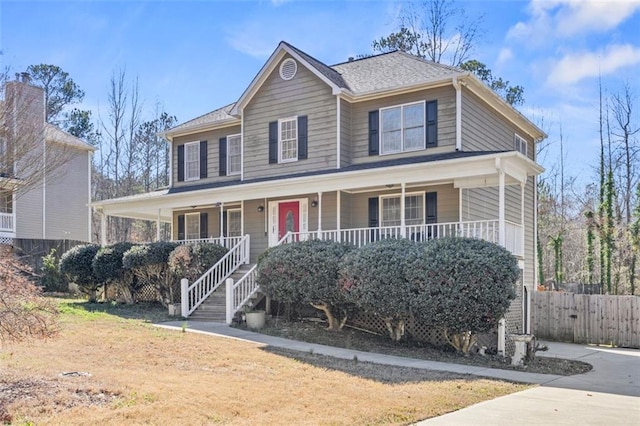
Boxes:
[419,341,640,425]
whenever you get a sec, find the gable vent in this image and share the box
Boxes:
[279,58,297,81]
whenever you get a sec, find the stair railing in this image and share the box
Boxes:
[181,234,250,318]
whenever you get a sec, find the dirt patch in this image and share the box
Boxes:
[0,373,120,423]
[247,319,593,376]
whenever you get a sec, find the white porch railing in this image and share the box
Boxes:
[225,265,258,324]
[0,213,13,233]
[280,219,524,257]
[177,236,244,250]
[180,234,250,318]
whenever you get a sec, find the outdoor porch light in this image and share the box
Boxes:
[257,205,264,212]
[310,197,318,208]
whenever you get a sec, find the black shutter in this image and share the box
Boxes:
[426,192,437,223]
[177,145,185,182]
[368,110,379,156]
[200,212,208,239]
[268,121,278,164]
[177,214,185,240]
[200,141,208,178]
[219,137,227,176]
[223,211,228,236]
[426,100,438,148]
[368,197,379,227]
[298,115,308,160]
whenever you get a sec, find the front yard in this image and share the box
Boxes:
[1,299,529,425]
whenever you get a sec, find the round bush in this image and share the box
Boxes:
[122,241,179,270]
[338,238,422,341]
[93,242,135,283]
[168,243,228,281]
[122,241,180,306]
[59,244,101,300]
[408,237,519,353]
[257,239,353,330]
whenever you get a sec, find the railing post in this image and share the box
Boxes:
[181,278,189,318]
[244,234,250,264]
[497,318,506,356]
[225,277,234,324]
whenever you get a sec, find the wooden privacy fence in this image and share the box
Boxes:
[532,291,640,348]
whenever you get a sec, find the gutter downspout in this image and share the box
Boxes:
[453,77,462,152]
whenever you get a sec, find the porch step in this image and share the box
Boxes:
[188,264,256,322]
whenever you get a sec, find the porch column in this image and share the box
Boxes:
[317,192,323,238]
[241,200,245,236]
[400,182,406,238]
[219,202,225,243]
[521,182,526,256]
[336,190,341,242]
[156,209,162,242]
[100,212,107,246]
[498,168,506,247]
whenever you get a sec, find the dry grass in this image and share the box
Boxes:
[0,300,529,425]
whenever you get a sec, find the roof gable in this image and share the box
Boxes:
[45,124,96,151]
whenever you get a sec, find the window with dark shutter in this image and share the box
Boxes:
[200,212,208,239]
[368,111,379,156]
[298,115,308,160]
[426,192,437,223]
[177,214,185,240]
[268,121,278,164]
[200,141,208,178]
[219,137,227,176]
[177,145,185,182]
[368,197,379,227]
[426,100,437,148]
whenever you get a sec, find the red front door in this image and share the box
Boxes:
[278,201,300,239]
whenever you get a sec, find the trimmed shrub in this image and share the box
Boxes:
[257,239,354,330]
[122,241,180,306]
[92,242,137,303]
[59,244,101,301]
[339,238,421,341]
[169,243,228,282]
[408,237,519,354]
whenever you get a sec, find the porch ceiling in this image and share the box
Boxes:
[92,151,542,221]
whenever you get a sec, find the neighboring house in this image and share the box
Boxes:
[0,75,95,245]
[92,42,545,347]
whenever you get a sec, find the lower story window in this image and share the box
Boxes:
[381,194,424,226]
[185,213,200,240]
[227,209,242,237]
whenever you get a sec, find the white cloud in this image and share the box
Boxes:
[508,0,640,42]
[496,48,513,67]
[547,44,640,85]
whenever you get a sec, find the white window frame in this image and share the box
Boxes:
[379,192,425,227]
[380,101,426,155]
[278,116,298,163]
[184,141,200,181]
[514,134,528,157]
[185,212,200,240]
[226,208,242,237]
[227,133,242,176]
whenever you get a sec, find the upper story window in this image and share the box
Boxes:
[185,142,200,181]
[268,116,308,164]
[514,134,527,156]
[369,100,437,156]
[227,134,241,175]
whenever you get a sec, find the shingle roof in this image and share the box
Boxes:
[45,124,96,151]
[167,103,238,134]
[332,51,462,94]
[282,41,350,90]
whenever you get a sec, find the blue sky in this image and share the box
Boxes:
[1,0,639,184]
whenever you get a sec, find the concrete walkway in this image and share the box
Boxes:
[158,321,640,425]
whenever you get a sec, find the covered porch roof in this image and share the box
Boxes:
[91,151,543,222]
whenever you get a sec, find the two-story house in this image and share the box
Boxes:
[92,42,545,347]
[0,75,94,245]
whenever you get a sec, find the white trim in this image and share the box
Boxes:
[534,175,538,289]
[219,202,224,238]
[336,190,341,241]
[240,110,245,181]
[226,208,242,237]
[379,100,426,155]
[400,183,406,235]
[184,141,200,181]
[379,191,425,227]
[278,116,298,163]
[336,96,341,169]
[240,200,245,236]
[279,58,298,81]
[453,77,462,151]
[514,133,528,156]
[185,212,200,240]
[497,159,506,247]
[317,192,322,236]
[227,133,242,176]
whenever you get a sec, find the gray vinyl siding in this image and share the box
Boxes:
[339,191,351,229]
[45,147,90,241]
[461,89,535,160]
[349,86,456,165]
[243,54,337,180]
[172,125,242,189]
[346,184,459,228]
[15,183,43,239]
[460,186,521,224]
[340,98,351,166]
[244,199,268,263]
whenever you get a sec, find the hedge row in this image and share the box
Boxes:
[257,237,519,354]
[58,242,228,305]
